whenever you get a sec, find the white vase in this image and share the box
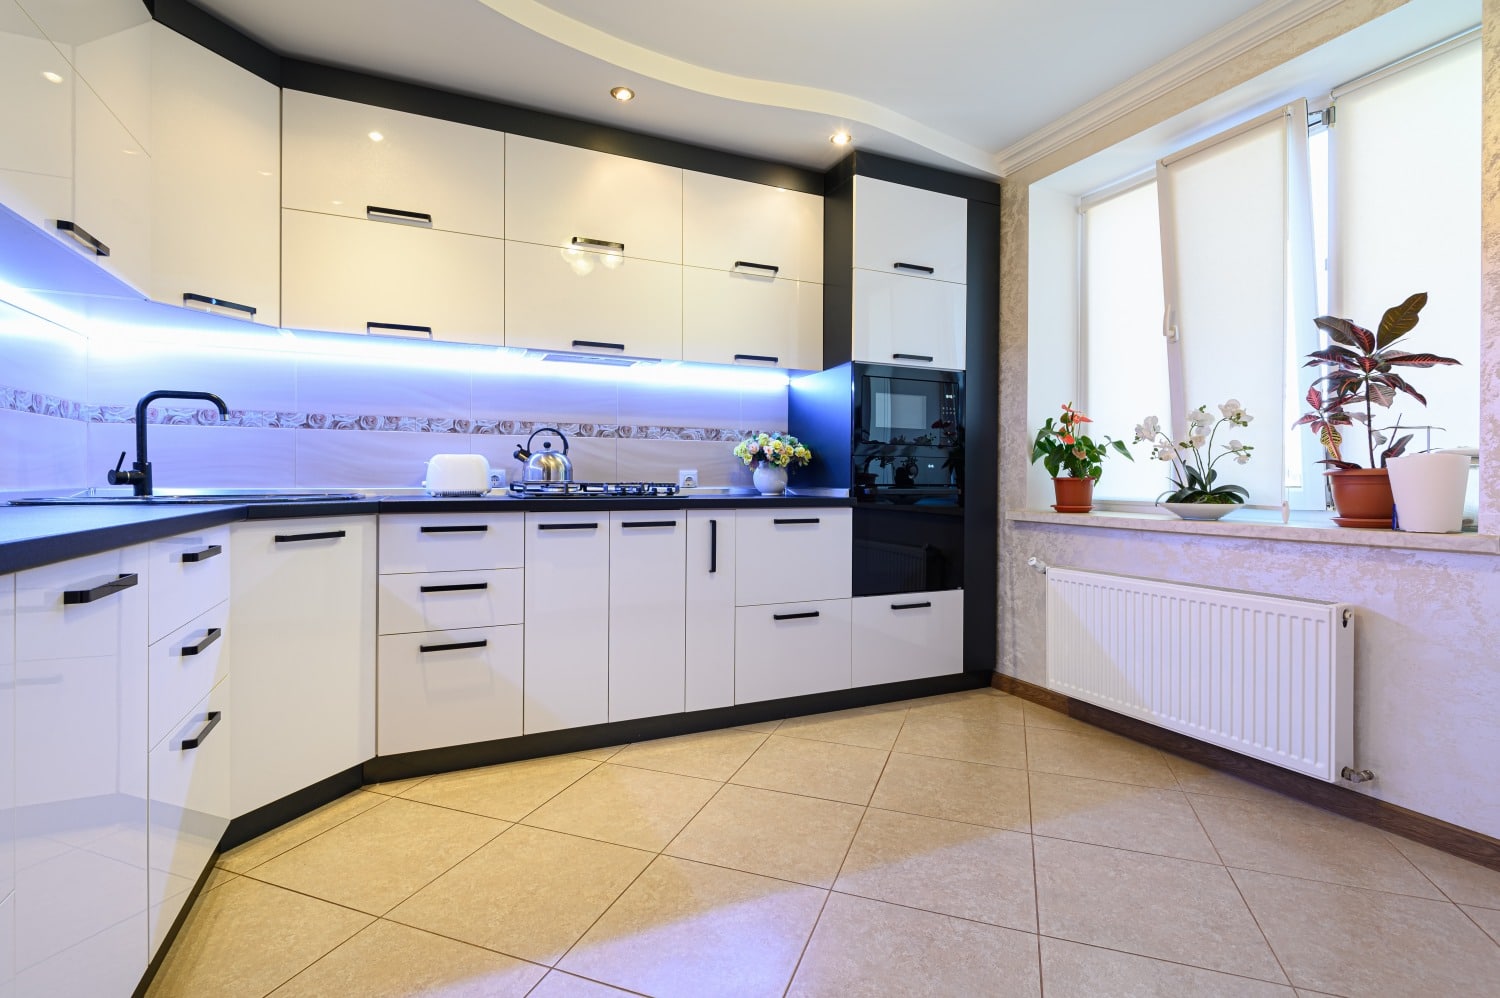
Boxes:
[753,464,788,495]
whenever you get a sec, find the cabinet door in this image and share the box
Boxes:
[281,209,505,345]
[734,599,851,703]
[852,269,966,371]
[505,239,681,359]
[683,171,822,283]
[378,569,523,636]
[682,267,821,371]
[146,523,229,645]
[282,90,505,239]
[148,601,229,751]
[608,512,685,722]
[735,508,852,607]
[0,4,73,232]
[379,513,524,574]
[852,590,963,686]
[685,511,734,712]
[506,134,682,264]
[523,512,608,734]
[230,517,375,816]
[378,624,522,755]
[20,0,152,151]
[72,77,150,293]
[150,24,280,325]
[853,176,967,284]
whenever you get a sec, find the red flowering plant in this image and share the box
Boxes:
[1030,403,1132,481]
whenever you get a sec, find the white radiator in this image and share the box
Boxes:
[1045,567,1354,782]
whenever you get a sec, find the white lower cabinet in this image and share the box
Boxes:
[685,511,735,712]
[147,601,229,751]
[852,590,964,685]
[378,625,522,755]
[608,512,685,722]
[378,569,523,636]
[735,598,852,704]
[852,268,966,371]
[735,509,852,607]
[523,513,608,734]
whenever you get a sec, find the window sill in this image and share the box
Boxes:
[1005,507,1499,556]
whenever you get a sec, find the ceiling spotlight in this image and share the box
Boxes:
[368,131,384,142]
[610,86,635,102]
[41,70,63,84]
[830,131,853,146]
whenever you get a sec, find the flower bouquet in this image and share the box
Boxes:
[1134,400,1253,519]
[734,431,811,495]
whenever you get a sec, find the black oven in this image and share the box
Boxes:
[852,364,963,501]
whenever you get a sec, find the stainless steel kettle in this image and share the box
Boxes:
[513,427,574,482]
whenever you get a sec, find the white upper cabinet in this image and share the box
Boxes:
[18,0,152,151]
[282,90,506,239]
[506,134,682,264]
[72,75,150,291]
[683,171,822,283]
[853,175,967,284]
[149,24,279,324]
[682,267,821,370]
[0,3,73,231]
[852,268,966,370]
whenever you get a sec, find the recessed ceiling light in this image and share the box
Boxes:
[830,131,853,146]
[610,86,635,102]
[368,131,384,142]
[41,71,63,84]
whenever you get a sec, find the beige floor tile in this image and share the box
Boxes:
[202,867,239,893]
[1039,936,1296,997]
[1189,793,1443,898]
[1034,837,1286,984]
[529,970,643,997]
[1161,753,1284,802]
[787,891,1041,998]
[735,718,783,733]
[870,751,1031,831]
[835,807,1037,931]
[730,735,890,805]
[365,775,431,797]
[906,691,1026,726]
[399,755,599,821]
[569,744,627,762]
[217,790,385,874]
[892,711,1029,769]
[248,797,507,915]
[1232,867,1500,996]
[776,705,910,750]
[608,727,767,780]
[269,919,547,997]
[664,784,864,887]
[1382,834,1500,907]
[388,824,653,966]
[1462,904,1500,945]
[1029,772,1219,863]
[523,764,720,851]
[1026,726,1179,789]
[147,877,372,998]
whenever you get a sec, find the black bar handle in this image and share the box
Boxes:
[181,544,222,563]
[420,524,489,533]
[572,339,626,352]
[733,260,779,275]
[56,219,109,257]
[420,639,488,653]
[893,262,935,274]
[620,520,677,529]
[891,601,933,611]
[893,353,935,362]
[367,205,432,224]
[274,530,346,544]
[419,582,489,594]
[773,517,820,525]
[180,627,222,656]
[368,322,433,338]
[180,711,222,750]
[733,353,780,365]
[709,518,717,574]
[538,522,599,531]
[63,573,138,605]
[571,236,625,253]
[183,293,256,318]
[773,611,820,621]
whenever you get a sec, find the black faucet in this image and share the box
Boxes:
[107,390,229,496]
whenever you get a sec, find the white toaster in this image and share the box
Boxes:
[424,454,492,496]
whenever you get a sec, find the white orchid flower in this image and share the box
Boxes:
[1187,407,1215,427]
[1155,448,1177,462]
[1133,415,1160,443]
[1219,399,1253,426]
[1188,432,1208,451]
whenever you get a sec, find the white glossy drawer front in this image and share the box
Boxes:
[148,600,230,749]
[378,568,523,636]
[852,590,964,686]
[378,624,522,755]
[853,175,967,284]
[735,508,851,606]
[735,599,852,704]
[147,525,230,644]
[852,268,966,371]
[379,513,524,574]
[682,171,823,283]
[682,267,821,372]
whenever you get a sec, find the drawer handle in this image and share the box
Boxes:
[893,261,935,275]
[180,711,222,751]
[368,321,434,339]
[419,582,489,593]
[63,573,138,605]
[620,520,676,529]
[571,236,625,253]
[709,518,717,574]
[367,205,433,225]
[732,260,779,275]
[891,601,932,611]
[180,627,222,656]
[572,339,626,352]
[183,293,256,318]
[773,517,820,525]
[733,353,780,365]
[56,219,110,257]
[773,611,820,621]
[420,524,489,534]
[420,639,488,654]
[538,522,599,531]
[274,530,346,544]
[892,353,935,363]
[181,544,223,563]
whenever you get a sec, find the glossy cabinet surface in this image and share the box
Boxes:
[147,601,229,751]
[734,598,852,703]
[685,511,735,712]
[853,175,967,284]
[851,268,966,371]
[852,590,963,685]
[72,75,151,292]
[378,625,522,755]
[146,523,229,645]
[735,508,852,607]
[608,512,685,722]
[378,568,523,636]
[683,171,822,283]
[682,267,821,371]
[523,512,608,734]
[0,4,73,233]
[379,513,524,575]
[18,0,153,151]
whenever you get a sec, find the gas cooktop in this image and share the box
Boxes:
[508,481,681,498]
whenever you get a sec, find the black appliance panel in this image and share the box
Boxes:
[853,364,963,499]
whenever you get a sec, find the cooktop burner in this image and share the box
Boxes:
[508,481,681,498]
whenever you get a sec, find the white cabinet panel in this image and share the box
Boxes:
[735,508,851,607]
[852,268,966,371]
[21,0,153,151]
[683,171,822,283]
[608,512,685,722]
[146,524,229,645]
[147,601,228,750]
[853,176,967,284]
[506,239,681,359]
[378,624,522,755]
[73,77,150,292]
[682,267,821,371]
[378,569,523,636]
[506,134,681,264]
[282,90,505,239]
[523,512,608,734]
[379,513,523,574]
[734,599,851,704]
[685,511,734,712]
[282,208,505,345]
[852,590,963,686]
[0,7,72,231]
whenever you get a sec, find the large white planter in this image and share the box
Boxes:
[1388,452,1470,533]
[753,464,788,495]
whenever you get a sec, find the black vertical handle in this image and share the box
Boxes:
[709,518,717,574]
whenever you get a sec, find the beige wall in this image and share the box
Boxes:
[997,0,1500,838]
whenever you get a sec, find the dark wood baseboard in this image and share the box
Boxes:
[992,672,1500,873]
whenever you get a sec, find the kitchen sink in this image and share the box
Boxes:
[9,488,367,506]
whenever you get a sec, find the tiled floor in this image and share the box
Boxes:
[148,688,1500,998]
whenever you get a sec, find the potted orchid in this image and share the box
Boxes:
[734,431,811,495]
[1030,403,1132,512]
[1134,401,1254,519]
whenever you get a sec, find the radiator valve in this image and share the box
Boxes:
[1340,766,1375,784]
[1027,557,1048,575]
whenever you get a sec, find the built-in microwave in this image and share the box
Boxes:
[852,363,963,499]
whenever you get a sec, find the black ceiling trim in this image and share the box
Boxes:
[847,151,1001,205]
[150,0,280,85]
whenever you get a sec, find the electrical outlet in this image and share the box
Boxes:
[678,468,699,489]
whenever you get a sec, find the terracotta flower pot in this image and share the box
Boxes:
[1052,476,1095,513]
[1326,468,1394,528]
